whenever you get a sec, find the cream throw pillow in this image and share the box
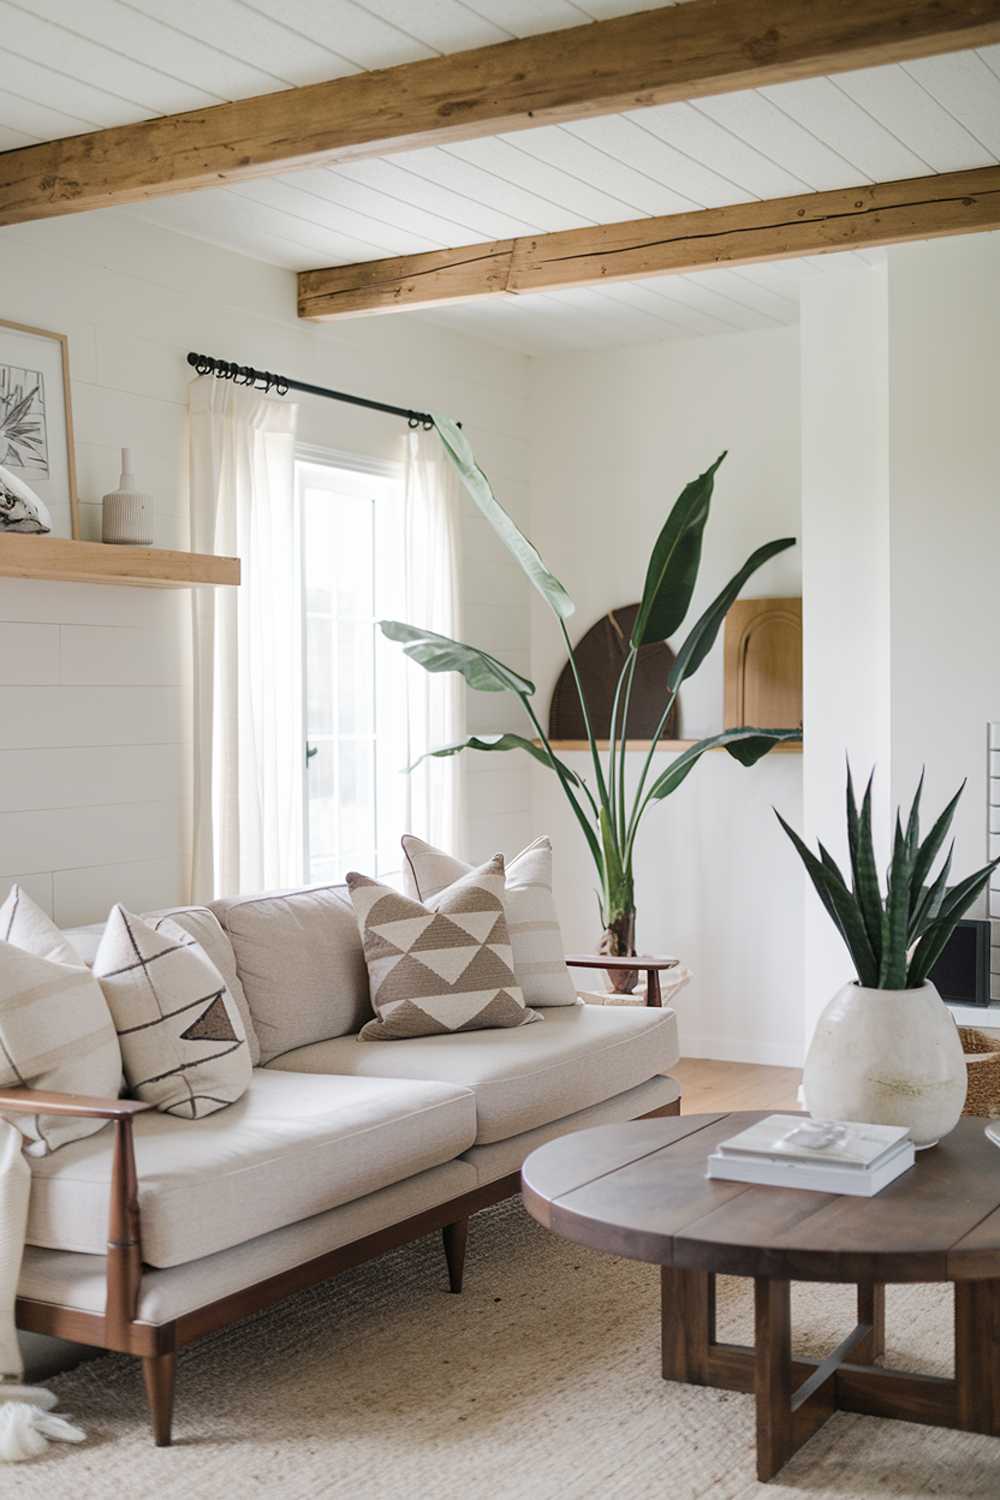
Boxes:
[94,906,251,1119]
[0,885,122,1155]
[401,835,579,1007]
[346,856,541,1041]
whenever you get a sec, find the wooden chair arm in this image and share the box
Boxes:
[1,1086,149,1348]
[0,1086,153,1120]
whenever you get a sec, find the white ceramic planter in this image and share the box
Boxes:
[803,980,966,1149]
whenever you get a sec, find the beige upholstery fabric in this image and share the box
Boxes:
[144,905,259,1066]
[402,835,578,1007]
[27,1068,476,1267]
[459,1075,681,1184]
[0,888,122,1156]
[272,1003,679,1145]
[211,885,372,1062]
[348,857,539,1041]
[1,884,79,966]
[94,907,252,1120]
[18,1159,478,1324]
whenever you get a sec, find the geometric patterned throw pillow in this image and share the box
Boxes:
[93,906,251,1119]
[401,834,579,1007]
[346,855,541,1042]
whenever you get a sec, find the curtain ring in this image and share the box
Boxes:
[407,415,420,429]
[195,354,213,376]
[240,366,256,387]
[275,378,289,397]
[421,417,433,431]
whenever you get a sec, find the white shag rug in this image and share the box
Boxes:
[6,1197,1000,1499]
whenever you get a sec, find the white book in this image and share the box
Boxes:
[706,1140,915,1197]
[715,1114,911,1172]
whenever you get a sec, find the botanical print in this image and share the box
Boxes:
[0,362,50,477]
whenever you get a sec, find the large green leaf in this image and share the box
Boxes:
[846,766,883,963]
[379,621,534,696]
[408,732,582,787]
[775,809,879,986]
[631,453,725,648]
[907,855,1000,987]
[909,780,963,916]
[909,840,953,942]
[878,814,912,989]
[434,415,574,621]
[667,536,796,690]
[646,727,801,801]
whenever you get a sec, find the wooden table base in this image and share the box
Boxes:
[661,1268,1000,1482]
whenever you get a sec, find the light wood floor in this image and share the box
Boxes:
[673,1057,802,1114]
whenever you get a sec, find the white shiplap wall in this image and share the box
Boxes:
[0,210,536,924]
[1,0,999,352]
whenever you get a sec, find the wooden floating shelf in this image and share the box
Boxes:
[543,739,802,753]
[0,536,240,589]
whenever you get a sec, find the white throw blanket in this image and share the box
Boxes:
[0,1121,85,1460]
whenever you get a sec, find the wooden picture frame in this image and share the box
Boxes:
[0,317,79,538]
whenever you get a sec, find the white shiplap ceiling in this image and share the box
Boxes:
[2,0,1000,352]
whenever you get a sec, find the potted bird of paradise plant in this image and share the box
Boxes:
[381,416,800,990]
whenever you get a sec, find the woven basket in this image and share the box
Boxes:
[960,1027,1000,1118]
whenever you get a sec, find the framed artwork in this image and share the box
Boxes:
[0,318,79,538]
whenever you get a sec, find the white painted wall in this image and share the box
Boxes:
[799,232,1000,1036]
[888,234,1000,877]
[526,329,805,1066]
[800,264,893,1034]
[0,209,534,924]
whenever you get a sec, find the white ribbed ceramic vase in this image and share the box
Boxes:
[101,447,152,545]
[803,980,966,1149]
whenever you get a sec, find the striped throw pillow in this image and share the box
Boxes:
[401,836,579,1007]
[0,885,123,1155]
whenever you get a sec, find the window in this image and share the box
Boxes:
[297,452,407,885]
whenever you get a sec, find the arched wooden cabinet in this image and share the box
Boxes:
[723,596,802,731]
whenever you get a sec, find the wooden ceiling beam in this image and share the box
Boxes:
[4,0,1000,226]
[297,166,1000,319]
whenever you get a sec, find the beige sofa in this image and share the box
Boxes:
[4,881,681,1446]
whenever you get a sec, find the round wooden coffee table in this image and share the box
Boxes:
[521,1111,1000,1483]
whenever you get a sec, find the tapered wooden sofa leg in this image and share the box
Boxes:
[142,1350,176,1446]
[442,1219,469,1294]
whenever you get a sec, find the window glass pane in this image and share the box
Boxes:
[299,456,403,886]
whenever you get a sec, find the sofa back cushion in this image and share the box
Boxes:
[210,885,372,1063]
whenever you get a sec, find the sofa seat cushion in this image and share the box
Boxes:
[271,1004,680,1146]
[26,1069,476,1268]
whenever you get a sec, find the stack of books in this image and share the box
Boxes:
[706,1115,915,1197]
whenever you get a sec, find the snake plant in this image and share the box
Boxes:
[777,766,1000,990]
[380,415,799,983]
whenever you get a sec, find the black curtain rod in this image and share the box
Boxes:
[186,352,436,429]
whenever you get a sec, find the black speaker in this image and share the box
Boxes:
[929,918,991,1006]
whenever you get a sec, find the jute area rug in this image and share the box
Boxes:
[6,1197,1000,1499]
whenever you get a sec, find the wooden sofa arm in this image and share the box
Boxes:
[1,1085,149,1348]
[565,954,679,1008]
[0,1086,153,1119]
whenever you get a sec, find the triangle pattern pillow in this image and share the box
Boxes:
[0,885,123,1155]
[401,835,579,1007]
[346,856,541,1041]
[94,906,251,1119]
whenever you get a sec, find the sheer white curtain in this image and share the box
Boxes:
[401,426,465,855]
[188,380,303,899]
